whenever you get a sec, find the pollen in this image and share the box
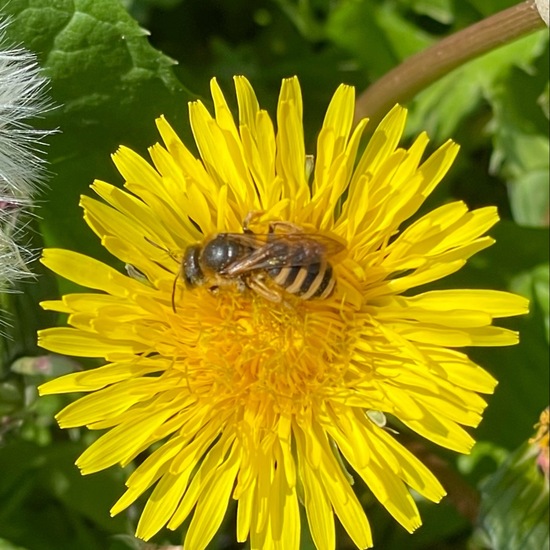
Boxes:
[179,287,355,416]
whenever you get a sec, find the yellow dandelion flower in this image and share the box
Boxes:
[38,76,528,550]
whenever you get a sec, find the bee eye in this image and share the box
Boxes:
[183,245,204,286]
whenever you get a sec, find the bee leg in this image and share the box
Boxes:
[268,220,304,234]
[247,276,282,303]
[236,278,247,293]
[243,210,266,232]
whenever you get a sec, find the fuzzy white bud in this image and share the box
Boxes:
[0,19,50,296]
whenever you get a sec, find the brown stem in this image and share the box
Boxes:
[406,441,481,524]
[354,0,547,126]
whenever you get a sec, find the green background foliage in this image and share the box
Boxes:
[0,0,548,549]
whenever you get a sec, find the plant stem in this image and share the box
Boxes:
[354,0,547,126]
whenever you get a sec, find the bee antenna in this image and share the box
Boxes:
[145,236,180,265]
[171,273,179,313]
[144,235,165,250]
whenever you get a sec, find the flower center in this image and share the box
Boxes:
[176,286,356,414]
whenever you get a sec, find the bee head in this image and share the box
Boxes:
[182,245,205,287]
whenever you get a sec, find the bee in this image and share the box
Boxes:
[180,221,345,305]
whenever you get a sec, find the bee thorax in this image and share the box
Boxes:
[202,234,250,272]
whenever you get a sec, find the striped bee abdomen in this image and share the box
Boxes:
[267,260,335,300]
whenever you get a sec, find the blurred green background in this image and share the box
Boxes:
[0,0,548,549]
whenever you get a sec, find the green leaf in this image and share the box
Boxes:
[538,81,550,119]
[507,170,550,228]
[407,0,455,24]
[271,0,327,42]
[0,251,59,366]
[0,539,28,550]
[0,381,23,416]
[511,264,550,343]
[457,441,509,478]
[326,0,433,80]
[475,441,549,550]
[3,0,194,265]
[407,32,547,141]
[487,47,550,227]
[0,440,128,550]
[466,0,523,18]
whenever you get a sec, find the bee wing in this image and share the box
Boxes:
[269,232,346,260]
[288,233,346,257]
[217,232,267,249]
[221,233,345,276]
